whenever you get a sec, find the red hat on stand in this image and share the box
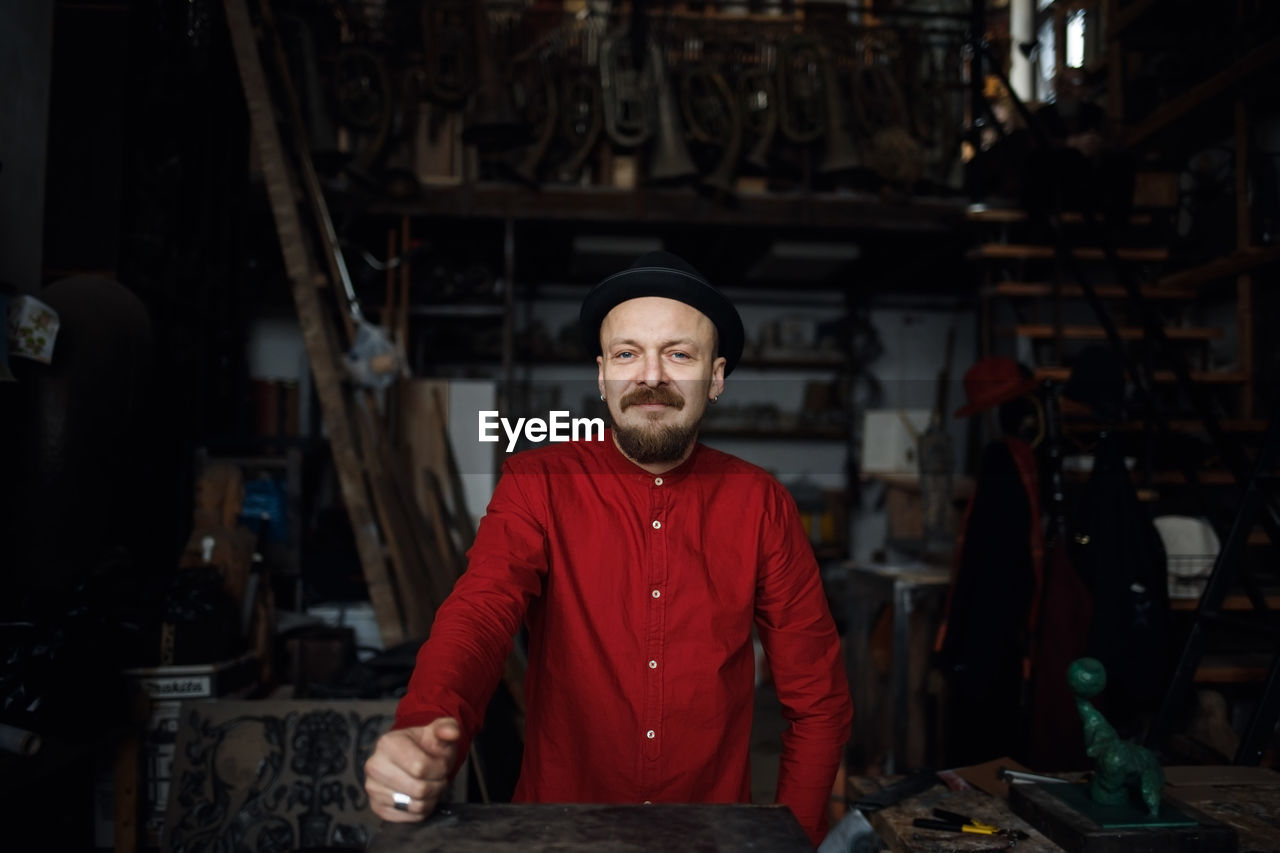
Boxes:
[954,356,1039,417]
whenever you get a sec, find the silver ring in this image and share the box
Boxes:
[392,791,411,811]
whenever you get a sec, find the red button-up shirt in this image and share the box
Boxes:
[395,432,852,845]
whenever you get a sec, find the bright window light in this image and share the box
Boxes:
[1066,9,1086,68]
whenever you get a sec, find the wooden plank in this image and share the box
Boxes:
[351,398,440,641]
[988,282,1196,300]
[431,386,478,545]
[224,0,406,646]
[1035,367,1249,384]
[965,207,1153,226]
[1166,782,1280,853]
[1155,245,1280,291]
[1170,593,1280,612]
[114,733,139,853]
[399,380,527,719]
[1194,654,1274,684]
[1007,324,1222,341]
[1123,35,1280,148]
[968,243,1169,261]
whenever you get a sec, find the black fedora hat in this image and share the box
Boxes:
[578,250,746,375]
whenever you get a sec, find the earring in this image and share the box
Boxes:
[710,395,719,404]
[600,394,606,402]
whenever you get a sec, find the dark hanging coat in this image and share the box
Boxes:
[1068,432,1172,736]
[936,438,1043,767]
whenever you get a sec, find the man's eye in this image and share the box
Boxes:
[670,352,690,360]
[615,351,634,359]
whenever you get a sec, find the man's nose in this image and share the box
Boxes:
[639,353,666,386]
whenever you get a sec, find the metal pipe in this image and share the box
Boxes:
[998,767,1071,785]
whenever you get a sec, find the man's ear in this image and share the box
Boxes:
[709,357,726,400]
[597,356,605,399]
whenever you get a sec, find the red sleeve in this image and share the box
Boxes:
[394,459,547,753]
[754,482,853,848]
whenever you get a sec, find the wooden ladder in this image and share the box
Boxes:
[222,0,526,721]
[223,0,440,650]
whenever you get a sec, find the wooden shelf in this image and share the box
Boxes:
[965,207,1153,226]
[986,281,1196,300]
[1007,324,1221,341]
[368,185,968,232]
[1034,366,1249,384]
[968,243,1169,262]
[1155,246,1280,292]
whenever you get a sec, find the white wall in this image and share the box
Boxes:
[850,304,977,562]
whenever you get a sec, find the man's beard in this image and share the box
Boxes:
[611,385,706,464]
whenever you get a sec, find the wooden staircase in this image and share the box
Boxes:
[967,0,1280,762]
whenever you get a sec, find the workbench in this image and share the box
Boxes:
[367,803,815,852]
[851,767,1280,853]
[841,562,951,773]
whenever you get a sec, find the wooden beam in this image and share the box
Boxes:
[1123,35,1280,148]
[1155,246,1280,291]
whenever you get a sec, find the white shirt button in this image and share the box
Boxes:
[646,730,655,739]
[652,520,661,529]
[643,800,652,804]
[651,589,661,599]
[648,660,657,669]
[654,477,663,486]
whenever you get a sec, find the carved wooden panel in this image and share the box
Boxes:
[163,700,396,852]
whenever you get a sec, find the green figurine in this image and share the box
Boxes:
[1068,657,1164,816]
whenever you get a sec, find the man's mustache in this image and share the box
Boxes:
[620,387,685,410]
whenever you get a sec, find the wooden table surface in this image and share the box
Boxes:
[367,803,815,853]
[852,769,1280,853]
[853,780,1062,853]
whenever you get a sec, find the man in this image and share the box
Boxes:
[363,251,852,845]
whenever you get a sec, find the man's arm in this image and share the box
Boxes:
[754,483,853,847]
[365,461,547,819]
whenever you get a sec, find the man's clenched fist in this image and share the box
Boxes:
[364,717,461,822]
